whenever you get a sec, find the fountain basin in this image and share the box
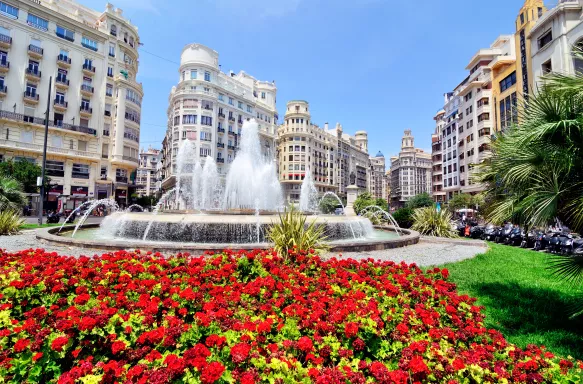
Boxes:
[37,218,419,253]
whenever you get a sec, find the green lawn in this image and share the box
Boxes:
[19,223,64,229]
[443,243,583,359]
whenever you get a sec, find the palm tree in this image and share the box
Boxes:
[0,175,27,211]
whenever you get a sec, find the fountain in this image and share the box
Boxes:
[42,119,418,251]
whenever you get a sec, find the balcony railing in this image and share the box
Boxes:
[228,145,236,150]
[217,142,225,148]
[116,176,128,183]
[28,44,43,56]
[237,119,243,124]
[54,99,68,108]
[57,54,71,65]
[80,84,94,94]
[0,139,99,158]
[216,157,225,163]
[55,77,69,86]
[228,116,235,122]
[23,91,39,101]
[0,85,6,94]
[0,34,11,45]
[218,127,225,133]
[122,155,138,163]
[103,130,110,136]
[25,68,41,78]
[218,112,225,118]
[82,63,96,72]
[125,113,140,124]
[228,130,235,136]
[0,60,9,70]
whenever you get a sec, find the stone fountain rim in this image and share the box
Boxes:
[37,224,420,253]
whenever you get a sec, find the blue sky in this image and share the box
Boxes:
[80,0,532,160]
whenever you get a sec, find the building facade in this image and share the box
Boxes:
[0,0,142,210]
[389,130,431,207]
[530,0,583,88]
[369,151,387,201]
[135,146,160,197]
[441,90,462,201]
[431,109,446,203]
[277,100,370,204]
[160,43,278,190]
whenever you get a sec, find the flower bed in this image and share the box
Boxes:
[0,248,581,383]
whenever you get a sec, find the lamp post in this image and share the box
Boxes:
[37,76,52,225]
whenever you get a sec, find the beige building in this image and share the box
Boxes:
[389,130,432,207]
[160,43,277,190]
[369,151,387,201]
[0,0,142,210]
[431,109,446,203]
[135,146,160,197]
[277,100,370,203]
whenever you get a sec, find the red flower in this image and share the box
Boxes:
[297,336,313,353]
[32,352,43,362]
[74,293,90,305]
[13,338,30,353]
[230,343,252,364]
[408,355,429,375]
[452,358,465,371]
[51,336,69,352]
[111,340,126,355]
[78,316,97,331]
[344,322,359,338]
[201,361,225,384]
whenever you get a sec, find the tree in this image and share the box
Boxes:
[375,198,388,210]
[0,159,49,194]
[0,175,27,210]
[353,192,375,215]
[392,207,414,228]
[319,195,340,214]
[405,193,433,210]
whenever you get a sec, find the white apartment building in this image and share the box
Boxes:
[369,151,387,201]
[277,100,370,203]
[389,130,432,207]
[160,43,277,190]
[530,0,583,86]
[431,109,446,203]
[441,91,461,200]
[457,35,513,194]
[0,0,142,210]
[136,146,160,197]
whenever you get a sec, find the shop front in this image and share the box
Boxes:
[67,186,89,210]
[115,188,128,209]
[46,185,63,213]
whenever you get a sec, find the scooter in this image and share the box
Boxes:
[508,226,525,246]
[470,225,485,239]
[495,224,513,244]
[521,229,541,249]
[47,212,60,224]
[547,232,570,254]
[482,225,498,241]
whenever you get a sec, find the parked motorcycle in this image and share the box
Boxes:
[547,232,570,254]
[521,229,541,249]
[470,225,485,239]
[507,226,525,246]
[47,212,60,224]
[495,224,513,244]
[482,225,499,241]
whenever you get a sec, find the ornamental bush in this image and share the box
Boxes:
[0,248,582,383]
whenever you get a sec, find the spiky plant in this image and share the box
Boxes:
[0,205,24,235]
[0,175,26,211]
[411,207,458,238]
[267,206,328,258]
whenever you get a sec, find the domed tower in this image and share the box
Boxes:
[401,130,414,150]
[355,131,368,152]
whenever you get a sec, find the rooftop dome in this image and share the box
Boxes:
[376,151,384,158]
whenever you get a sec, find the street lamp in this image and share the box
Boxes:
[37,76,53,225]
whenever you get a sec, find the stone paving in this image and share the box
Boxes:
[1,229,487,266]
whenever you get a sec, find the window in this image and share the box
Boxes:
[72,163,89,179]
[538,7,543,18]
[126,89,142,106]
[182,114,197,124]
[27,14,48,31]
[125,107,140,124]
[25,83,37,97]
[261,92,266,99]
[218,94,224,101]
[55,91,65,104]
[46,160,64,177]
[542,59,552,74]
[109,44,115,57]
[477,113,490,122]
[499,92,518,131]
[80,118,89,127]
[78,140,87,151]
[0,1,18,19]
[201,116,212,126]
[56,25,74,41]
[110,24,117,36]
[106,84,113,97]
[204,71,211,81]
[200,131,212,141]
[21,131,32,143]
[228,97,234,106]
[82,76,92,87]
[81,36,98,51]
[104,104,112,116]
[538,30,552,49]
[247,105,252,113]
[107,67,113,77]
[28,59,39,74]
[520,13,524,25]
[238,101,243,109]
[200,147,212,157]
[191,70,197,79]
[499,71,516,92]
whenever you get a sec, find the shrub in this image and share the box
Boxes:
[0,175,27,210]
[411,206,458,238]
[319,195,340,214]
[353,192,375,215]
[405,193,433,210]
[392,207,414,228]
[267,206,328,256]
[0,207,24,235]
[1,248,582,383]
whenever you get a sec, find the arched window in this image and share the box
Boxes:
[573,40,583,74]
[110,25,117,36]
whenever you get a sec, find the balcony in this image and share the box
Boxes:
[216,157,225,163]
[0,59,9,73]
[0,34,11,49]
[57,54,71,68]
[55,76,70,90]
[217,142,225,148]
[218,112,225,119]
[25,68,41,82]
[228,116,235,122]
[122,155,138,163]
[116,176,128,183]
[28,44,43,59]
[103,130,110,137]
[82,63,96,76]
[79,106,93,117]
[23,91,39,104]
[218,127,225,133]
[237,119,243,125]
[0,139,99,160]
[53,99,68,111]
[228,130,235,136]
[80,84,94,96]
[228,145,236,150]
[0,85,6,97]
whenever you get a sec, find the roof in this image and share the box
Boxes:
[375,151,384,157]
